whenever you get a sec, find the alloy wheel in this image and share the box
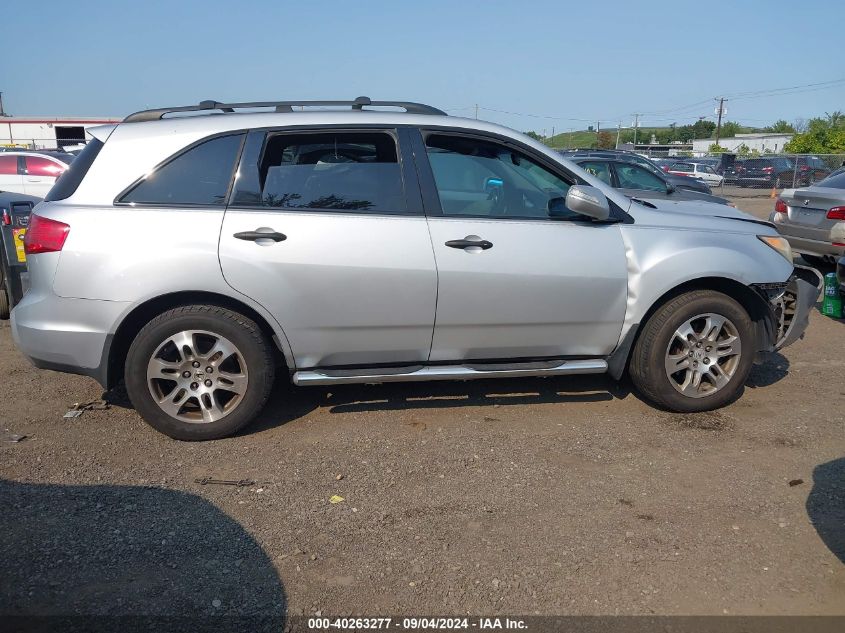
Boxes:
[146,329,249,423]
[664,313,742,398]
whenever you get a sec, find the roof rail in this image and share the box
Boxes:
[123,96,447,123]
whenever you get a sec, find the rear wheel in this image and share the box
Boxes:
[629,290,755,412]
[125,305,275,440]
[0,287,9,320]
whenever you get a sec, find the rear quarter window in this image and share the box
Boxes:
[119,134,244,206]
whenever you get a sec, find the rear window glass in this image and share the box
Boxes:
[232,131,405,213]
[818,171,845,189]
[120,134,244,206]
[45,139,103,201]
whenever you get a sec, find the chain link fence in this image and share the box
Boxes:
[0,138,89,153]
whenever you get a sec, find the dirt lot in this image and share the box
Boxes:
[1,192,843,626]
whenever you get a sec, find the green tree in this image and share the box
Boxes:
[596,131,614,149]
[708,143,729,153]
[524,131,542,141]
[766,119,795,133]
[717,121,741,139]
[784,112,845,153]
[691,119,716,139]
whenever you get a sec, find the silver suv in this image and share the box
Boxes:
[11,97,821,440]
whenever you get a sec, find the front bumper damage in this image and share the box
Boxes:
[762,265,823,351]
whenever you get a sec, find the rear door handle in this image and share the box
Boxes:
[234,230,287,242]
[445,238,493,250]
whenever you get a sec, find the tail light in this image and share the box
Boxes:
[774,198,788,214]
[23,214,70,254]
[1,210,9,226]
[762,166,773,173]
[827,206,845,221]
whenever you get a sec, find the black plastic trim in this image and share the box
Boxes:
[607,325,638,380]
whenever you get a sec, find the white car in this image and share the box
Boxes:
[0,151,74,197]
[666,161,724,187]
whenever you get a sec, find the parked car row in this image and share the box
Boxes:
[0,150,74,197]
[559,149,713,194]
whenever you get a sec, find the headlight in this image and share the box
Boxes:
[758,235,793,263]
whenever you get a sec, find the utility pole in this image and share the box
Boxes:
[632,114,640,147]
[0,92,6,117]
[714,97,726,145]
[474,104,478,120]
[596,121,601,146]
[615,121,622,149]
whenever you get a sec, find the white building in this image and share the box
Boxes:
[0,116,120,150]
[692,132,793,156]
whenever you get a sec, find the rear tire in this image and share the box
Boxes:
[629,290,755,412]
[0,287,9,320]
[125,305,276,440]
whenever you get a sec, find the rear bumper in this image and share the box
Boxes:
[769,265,823,351]
[10,291,128,388]
[768,217,845,258]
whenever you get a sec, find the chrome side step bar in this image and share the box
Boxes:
[292,359,608,386]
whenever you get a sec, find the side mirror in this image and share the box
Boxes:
[666,182,676,194]
[564,185,611,221]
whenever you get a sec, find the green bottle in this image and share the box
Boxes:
[821,272,843,318]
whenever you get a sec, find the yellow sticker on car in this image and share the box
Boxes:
[13,228,26,263]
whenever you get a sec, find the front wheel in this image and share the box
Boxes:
[629,290,755,412]
[125,305,276,440]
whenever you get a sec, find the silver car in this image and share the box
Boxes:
[11,97,821,440]
[770,170,845,265]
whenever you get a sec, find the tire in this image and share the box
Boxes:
[124,305,276,440]
[0,264,8,320]
[0,287,9,320]
[629,290,755,412]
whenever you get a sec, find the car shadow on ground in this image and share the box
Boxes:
[806,458,845,565]
[746,351,791,388]
[0,480,286,632]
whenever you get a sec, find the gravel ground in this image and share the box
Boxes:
[1,193,843,625]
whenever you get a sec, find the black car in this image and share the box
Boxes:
[559,148,713,195]
[572,157,734,207]
[734,157,799,188]
[0,191,40,318]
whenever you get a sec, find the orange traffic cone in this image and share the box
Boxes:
[770,186,777,199]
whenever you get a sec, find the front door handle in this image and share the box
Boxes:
[445,238,493,250]
[234,229,287,242]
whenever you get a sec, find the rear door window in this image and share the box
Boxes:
[232,131,406,214]
[119,133,244,206]
[0,155,18,175]
[25,156,67,177]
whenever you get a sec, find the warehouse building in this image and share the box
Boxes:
[0,116,120,150]
[691,132,793,155]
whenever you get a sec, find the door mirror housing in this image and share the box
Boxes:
[666,182,676,194]
[564,185,611,221]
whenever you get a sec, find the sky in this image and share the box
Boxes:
[3,0,844,133]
